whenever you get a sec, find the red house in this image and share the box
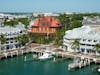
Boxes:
[28,16,61,34]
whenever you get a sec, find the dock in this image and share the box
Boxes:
[68,58,91,70]
[0,44,100,65]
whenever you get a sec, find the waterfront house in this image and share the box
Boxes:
[63,16,100,55]
[28,16,61,35]
[0,22,26,52]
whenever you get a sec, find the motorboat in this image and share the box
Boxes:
[38,52,53,60]
[97,68,100,72]
[92,66,100,72]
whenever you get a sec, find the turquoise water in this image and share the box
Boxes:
[0,54,99,75]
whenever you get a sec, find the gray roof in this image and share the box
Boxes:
[83,16,100,26]
[0,23,26,35]
[64,26,100,40]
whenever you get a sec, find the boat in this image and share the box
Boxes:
[92,66,100,72]
[38,52,53,60]
[97,68,100,72]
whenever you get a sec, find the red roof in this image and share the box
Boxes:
[32,16,60,27]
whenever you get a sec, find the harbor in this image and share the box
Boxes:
[0,52,100,75]
[0,44,100,63]
[0,44,100,71]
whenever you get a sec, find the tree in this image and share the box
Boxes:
[57,13,70,29]
[16,34,29,44]
[71,39,80,52]
[93,44,100,55]
[71,14,83,21]
[70,20,82,29]
[18,18,29,28]
[54,28,65,46]
[15,34,30,50]
[0,34,6,52]
[4,18,18,27]
[0,34,6,44]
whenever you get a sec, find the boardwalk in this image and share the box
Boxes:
[53,51,100,63]
[0,44,100,64]
[68,58,91,70]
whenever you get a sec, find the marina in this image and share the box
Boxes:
[0,44,100,64]
[0,44,100,74]
[0,53,100,75]
[0,7,100,75]
[68,58,91,70]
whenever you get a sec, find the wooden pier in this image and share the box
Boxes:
[0,44,54,60]
[68,58,91,70]
[0,44,100,65]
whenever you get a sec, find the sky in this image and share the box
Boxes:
[0,0,100,13]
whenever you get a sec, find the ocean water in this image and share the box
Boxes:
[0,54,99,75]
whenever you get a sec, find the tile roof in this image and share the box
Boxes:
[31,16,60,27]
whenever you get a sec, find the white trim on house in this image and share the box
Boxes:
[0,23,26,52]
[63,26,100,54]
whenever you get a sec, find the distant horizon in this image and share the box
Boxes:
[0,11,100,14]
[0,0,100,13]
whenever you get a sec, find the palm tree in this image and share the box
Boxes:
[57,13,70,31]
[93,43,100,55]
[0,34,6,53]
[70,39,80,52]
[0,34,6,44]
[15,34,30,50]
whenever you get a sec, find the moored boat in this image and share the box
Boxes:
[38,52,53,60]
[97,68,100,72]
[92,66,100,72]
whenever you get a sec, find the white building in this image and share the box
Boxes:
[32,12,59,17]
[83,16,100,27]
[63,16,100,54]
[63,26,100,54]
[0,23,26,52]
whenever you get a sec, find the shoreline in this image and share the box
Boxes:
[0,44,100,64]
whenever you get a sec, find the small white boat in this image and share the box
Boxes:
[92,66,100,72]
[38,52,53,60]
[98,68,100,72]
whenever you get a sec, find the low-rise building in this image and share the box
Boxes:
[63,16,100,55]
[83,16,100,27]
[28,16,61,35]
[0,23,26,52]
[63,26,100,54]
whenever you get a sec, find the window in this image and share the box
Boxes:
[10,41,13,43]
[94,40,97,42]
[88,40,92,42]
[6,42,9,44]
[91,45,95,46]
[80,44,85,45]
[86,44,91,46]
[83,39,86,41]
[10,38,13,40]
[6,38,9,40]
[65,38,70,40]
[20,31,22,33]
